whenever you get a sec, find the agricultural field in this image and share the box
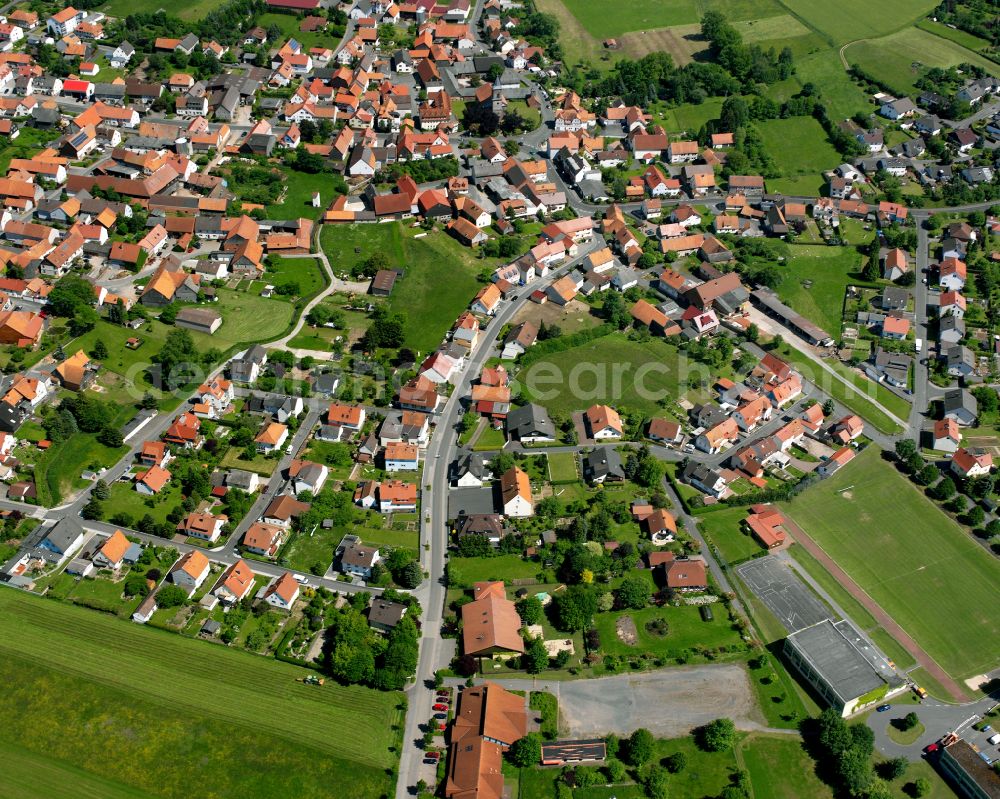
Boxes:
[757,117,843,196]
[518,331,734,416]
[778,0,938,45]
[845,25,1000,95]
[784,446,1000,681]
[0,590,400,799]
[320,223,484,353]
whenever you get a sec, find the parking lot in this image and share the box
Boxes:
[736,556,832,634]
[543,666,762,739]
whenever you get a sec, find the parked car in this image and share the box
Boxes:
[434,713,447,720]
[436,690,450,697]
[425,752,440,760]
[876,704,891,712]
[433,703,448,711]
[423,758,437,765]
[924,743,939,754]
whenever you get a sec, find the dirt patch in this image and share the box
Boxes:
[621,24,706,65]
[840,490,854,500]
[616,615,638,646]
[511,298,600,335]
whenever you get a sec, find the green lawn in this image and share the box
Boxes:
[219,446,280,476]
[775,245,863,340]
[321,223,484,353]
[0,590,400,799]
[784,50,874,121]
[741,733,833,799]
[699,507,767,565]
[265,257,326,298]
[778,0,937,45]
[653,734,742,799]
[757,117,843,196]
[916,19,993,53]
[784,446,1000,681]
[256,12,348,51]
[548,451,580,483]
[0,127,55,172]
[99,0,229,18]
[448,554,546,587]
[266,168,343,221]
[594,603,745,660]
[520,331,733,417]
[472,425,506,452]
[846,25,1000,95]
[103,480,183,527]
[656,97,727,135]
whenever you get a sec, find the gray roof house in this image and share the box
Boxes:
[583,448,625,484]
[943,388,978,426]
[506,403,556,443]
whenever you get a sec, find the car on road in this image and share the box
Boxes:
[433,703,448,711]
[876,704,891,712]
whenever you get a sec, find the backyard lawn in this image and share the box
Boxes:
[698,507,767,565]
[321,223,485,353]
[548,451,580,483]
[784,446,1000,681]
[0,590,400,799]
[264,257,327,299]
[448,554,546,587]
[594,603,745,660]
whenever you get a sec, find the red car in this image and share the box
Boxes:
[425,752,440,760]
[433,703,448,712]
[436,690,450,697]
[924,743,940,754]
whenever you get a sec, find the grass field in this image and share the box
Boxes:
[320,223,483,353]
[757,117,842,197]
[784,446,1000,681]
[520,331,732,416]
[699,506,767,565]
[448,554,546,586]
[775,244,863,338]
[98,0,230,19]
[0,590,400,798]
[595,604,744,659]
[916,19,994,53]
[264,257,326,297]
[778,0,938,45]
[846,25,1000,95]
[740,733,833,799]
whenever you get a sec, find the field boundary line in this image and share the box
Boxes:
[781,515,969,702]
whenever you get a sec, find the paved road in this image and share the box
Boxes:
[868,695,999,762]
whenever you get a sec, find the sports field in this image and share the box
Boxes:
[845,26,1000,95]
[784,447,1000,681]
[0,590,400,798]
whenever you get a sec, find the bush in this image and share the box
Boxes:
[664,751,687,773]
[697,718,736,752]
[156,584,188,608]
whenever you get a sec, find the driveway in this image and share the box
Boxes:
[472,666,768,739]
